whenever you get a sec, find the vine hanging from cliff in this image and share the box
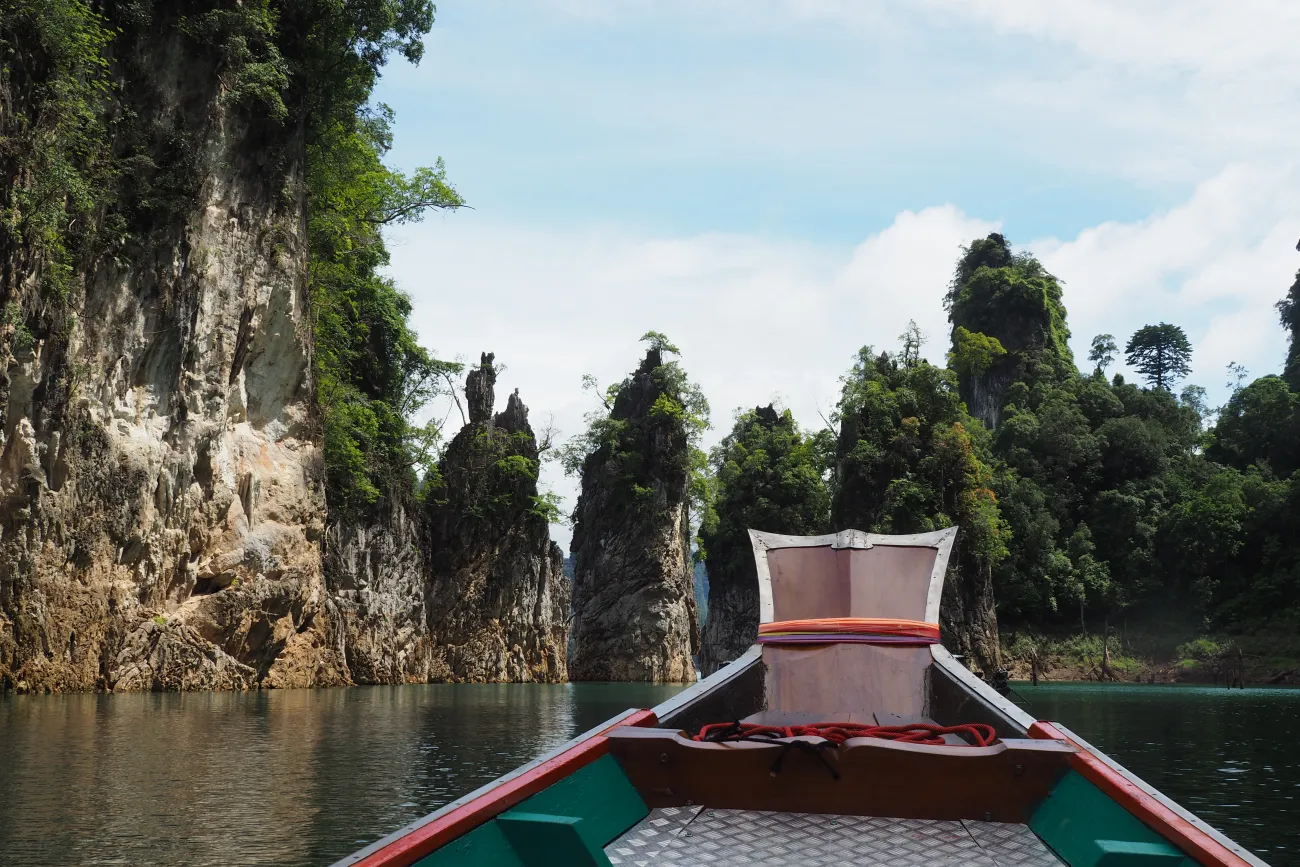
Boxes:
[270,0,466,516]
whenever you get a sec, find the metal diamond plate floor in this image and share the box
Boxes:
[604,808,1064,867]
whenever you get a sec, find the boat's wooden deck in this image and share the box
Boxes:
[604,807,1064,867]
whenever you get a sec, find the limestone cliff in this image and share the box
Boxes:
[568,348,698,682]
[947,233,1074,429]
[0,11,344,692]
[422,354,568,682]
[0,5,569,694]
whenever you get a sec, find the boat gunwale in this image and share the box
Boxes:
[930,643,1038,733]
[652,645,763,726]
[1034,722,1268,867]
[327,707,657,867]
[1030,721,1269,867]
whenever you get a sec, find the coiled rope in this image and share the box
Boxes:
[691,720,998,779]
[692,720,997,747]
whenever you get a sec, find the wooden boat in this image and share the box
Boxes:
[331,528,1270,867]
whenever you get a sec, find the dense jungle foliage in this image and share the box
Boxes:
[0,0,460,519]
[7,4,1297,655]
[698,405,828,595]
[702,234,1300,656]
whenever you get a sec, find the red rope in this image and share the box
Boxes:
[692,720,998,747]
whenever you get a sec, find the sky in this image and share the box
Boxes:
[374,1,1300,550]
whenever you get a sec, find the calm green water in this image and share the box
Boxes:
[1018,683,1300,865]
[0,684,686,867]
[0,682,1295,866]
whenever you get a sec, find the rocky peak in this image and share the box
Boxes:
[568,347,698,682]
[422,354,568,683]
[466,352,497,425]
[496,388,529,433]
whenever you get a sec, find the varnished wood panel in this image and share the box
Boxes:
[607,727,1074,824]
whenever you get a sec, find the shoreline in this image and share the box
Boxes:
[1000,631,1300,687]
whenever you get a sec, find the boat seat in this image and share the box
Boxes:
[605,726,1075,823]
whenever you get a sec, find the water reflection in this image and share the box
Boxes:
[0,683,685,867]
[4,682,1292,866]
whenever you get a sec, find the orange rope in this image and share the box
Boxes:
[758,617,939,640]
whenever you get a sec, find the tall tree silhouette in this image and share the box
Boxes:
[1125,323,1192,391]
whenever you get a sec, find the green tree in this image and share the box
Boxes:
[284,0,467,515]
[1125,323,1193,392]
[1206,375,1299,476]
[699,405,829,673]
[308,104,464,514]
[948,327,1007,378]
[832,342,1008,672]
[1088,334,1118,375]
[1276,269,1300,390]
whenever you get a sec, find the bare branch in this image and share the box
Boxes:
[536,413,559,457]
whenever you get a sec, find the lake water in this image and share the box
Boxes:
[1018,683,1300,865]
[0,682,1295,866]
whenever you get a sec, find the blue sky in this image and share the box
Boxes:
[375,1,1300,547]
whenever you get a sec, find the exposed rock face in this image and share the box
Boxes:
[939,557,1001,676]
[569,349,698,682]
[422,355,568,682]
[0,17,346,692]
[323,500,434,684]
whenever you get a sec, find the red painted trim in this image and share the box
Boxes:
[351,709,658,867]
[1029,721,1252,867]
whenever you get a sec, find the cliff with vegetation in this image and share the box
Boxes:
[0,2,344,692]
[698,405,829,675]
[422,354,568,682]
[0,1,491,692]
[565,338,703,682]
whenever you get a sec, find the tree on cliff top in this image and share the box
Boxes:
[561,332,710,520]
[1089,334,1118,375]
[698,405,829,672]
[1125,323,1192,392]
[1276,269,1300,390]
[831,343,1008,672]
[945,234,1073,368]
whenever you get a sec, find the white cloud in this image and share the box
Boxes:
[1034,163,1300,390]
[392,162,1299,550]
[391,206,993,549]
